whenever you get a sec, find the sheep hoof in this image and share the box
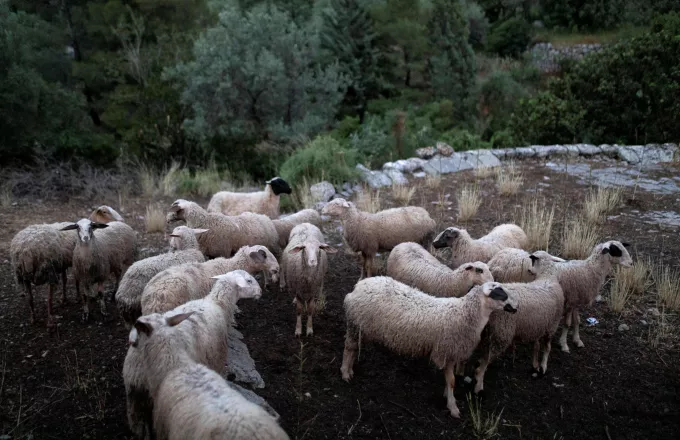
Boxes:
[46,316,57,331]
[448,407,461,419]
[295,329,302,337]
[306,328,313,337]
[575,340,585,348]
[560,346,570,353]
[341,368,353,382]
[531,368,541,378]
[81,311,90,323]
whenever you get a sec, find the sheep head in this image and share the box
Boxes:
[168,226,208,250]
[288,240,338,267]
[89,205,124,223]
[480,282,518,314]
[601,240,633,267]
[60,218,108,244]
[128,311,195,348]
[267,177,292,195]
[167,199,192,223]
[246,246,280,283]
[462,262,493,286]
[211,269,262,301]
[527,251,564,277]
[321,198,351,217]
[433,227,463,249]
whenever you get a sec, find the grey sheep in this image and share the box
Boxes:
[272,208,321,248]
[207,177,292,219]
[433,224,528,268]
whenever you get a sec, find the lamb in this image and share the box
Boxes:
[89,205,124,223]
[473,252,565,394]
[556,240,632,353]
[386,242,493,298]
[432,224,528,268]
[272,208,322,248]
[488,248,565,283]
[321,198,436,279]
[115,226,208,328]
[166,199,280,259]
[130,307,289,439]
[141,245,279,315]
[10,222,80,328]
[60,219,137,322]
[280,223,337,337]
[341,278,518,417]
[124,270,263,440]
[207,177,292,219]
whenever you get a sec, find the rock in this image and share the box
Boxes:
[564,145,581,157]
[415,146,437,159]
[384,157,427,173]
[384,168,408,185]
[413,171,426,178]
[309,181,336,203]
[648,307,661,317]
[515,147,536,158]
[228,381,280,420]
[423,153,475,175]
[490,149,508,159]
[465,150,502,168]
[618,323,630,332]
[436,142,455,157]
[313,201,328,212]
[576,144,601,156]
[342,182,354,194]
[356,164,393,188]
[227,328,264,389]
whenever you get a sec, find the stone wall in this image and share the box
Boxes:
[530,42,603,73]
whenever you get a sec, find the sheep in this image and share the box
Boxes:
[321,198,436,279]
[166,199,280,259]
[207,177,292,219]
[115,226,208,328]
[272,208,322,248]
[473,252,565,394]
[556,240,632,353]
[140,245,279,315]
[10,222,79,328]
[89,205,124,223]
[280,223,337,337]
[432,224,528,268]
[488,248,565,283]
[60,219,137,322]
[341,278,518,418]
[385,242,493,298]
[124,270,263,440]
[130,308,289,439]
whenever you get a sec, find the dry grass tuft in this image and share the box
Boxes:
[560,218,599,259]
[609,266,635,313]
[648,308,673,348]
[474,166,497,179]
[425,174,441,189]
[583,186,623,224]
[457,185,482,222]
[495,162,523,195]
[1,182,13,207]
[655,265,680,310]
[146,203,167,233]
[519,197,556,251]
[392,183,417,206]
[137,164,159,198]
[160,161,182,197]
[467,394,503,440]
[617,258,651,296]
[355,188,381,213]
[291,177,317,210]
[192,165,223,197]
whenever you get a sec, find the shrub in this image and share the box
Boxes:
[331,116,361,140]
[509,91,584,145]
[478,70,530,137]
[440,129,490,151]
[487,16,533,59]
[463,1,490,49]
[490,130,516,148]
[280,136,359,185]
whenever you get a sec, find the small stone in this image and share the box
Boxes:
[310,181,336,203]
[304,392,312,398]
[463,376,472,384]
[413,171,426,178]
[436,142,454,157]
[640,320,648,326]
[618,324,630,332]
[415,146,437,159]
[648,307,661,317]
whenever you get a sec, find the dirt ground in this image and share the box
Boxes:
[0,159,679,440]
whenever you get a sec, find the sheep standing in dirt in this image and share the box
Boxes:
[124,270,263,440]
[433,224,528,268]
[272,208,321,248]
[341,278,518,418]
[473,252,564,394]
[89,205,124,223]
[556,240,632,352]
[141,245,278,315]
[60,219,137,322]
[115,226,207,327]
[321,198,436,279]
[207,177,292,219]
[10,222,79,328]
[386,242,493,297]
[488,248,565,283]
[280,223,337,337]
[166,199,280,258]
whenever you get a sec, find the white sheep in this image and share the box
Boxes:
[89,205,124,223]
[321,198,436,279]
[124,270,262,440]
[556,240,632,352]
[272,208,322,248]
[432,224,528,268]
[207,177,292,219]
[341,278,518,418]
[115,226,207,328]
[60,219,137,322]
[140,245,279,315]
[473,252,564,394]
[487,248,565,283]
[167,199,280,258]
[386,242,493,297]
[280,223,337,337]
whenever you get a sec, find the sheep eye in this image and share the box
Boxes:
[475,268,483,274]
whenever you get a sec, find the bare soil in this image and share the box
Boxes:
[0,160,679,440]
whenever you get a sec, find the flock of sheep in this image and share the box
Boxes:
[9,175,633,439]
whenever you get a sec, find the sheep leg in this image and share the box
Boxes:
[279,270,286,290]
[341,329,359,381]
[454,361,466,376]
[540,335,552,375]
[365,254,374,278]
[358,253,366,280]
[46,283,56,330]
[444,362,461,418]
[531,340,541,377]
[109,272,120,303]
[474,345,492,394]
[24,281,36,325]
[572,308,584,348]
[306,298,315,336]
[295,297,303,337]
[81,287,91,323]
[98,282,109,317]
[61,271,68,304]
[559,306,573,353]
[75,279,81,303]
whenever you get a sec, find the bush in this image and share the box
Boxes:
[440,129,490,151]
[490,130,516,148]
[509,91,583,145]
[478,70,530,136]
[280,136,359,185]
[463,1,490,49]
[487,16,533,58]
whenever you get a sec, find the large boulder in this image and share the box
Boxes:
[309,181,336,202]
[227,328,265,389]
[356,164,392,188]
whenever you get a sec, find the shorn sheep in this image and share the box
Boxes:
[124,270,262,440]
[473,252,564,394]
[10,222,79,328]
[272,208,322,248]
[60,219,136,322]
[280,223,337,337]
[556,240,632,352]
[140,245,279,315]
[207,176,292,219]
[433,224,528,268]
[488,248,565,283]
[341,278,518,417]
[321,198,436,279]
[386,242,493,297]
[115,226,207,328]
[167,199,280,258]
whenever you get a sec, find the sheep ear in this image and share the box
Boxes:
[465,265,473,271]
[288,245,305,254]
[320,244,338,254]
[235,276,249,288]
[475,267,483,274]
[341,200,350,208]
[169,201,182,212]
[166,311,194,327]
[601,247,610,255]
[134,318,154,337]
[128,327,140,347]
[489,287,508,301]
[249,250,266,263]
[91,222,109,229]
[169,234,180,237]
[192,228,209,235]
[529,255,539,266]
[608,244,623,257]
[621,242,631,248]
[60,224,79,231]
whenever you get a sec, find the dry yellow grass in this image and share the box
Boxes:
[583,186,623,224]
[145,203,166,233]
[495,162,523,195]
[392,183,417,206]
[1,182,13,207]
[467,394,503,440]
[616,258,650,295]
[457,185,482,222]
[518,197,556,251]
[609,266,635,313]
[560,218,599,259]
[474,166,497,179]
[137,164,159,198]
[291,177,316,210]
[425,174,441,189]
[655,265,680,310]
[355,189,381,213]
